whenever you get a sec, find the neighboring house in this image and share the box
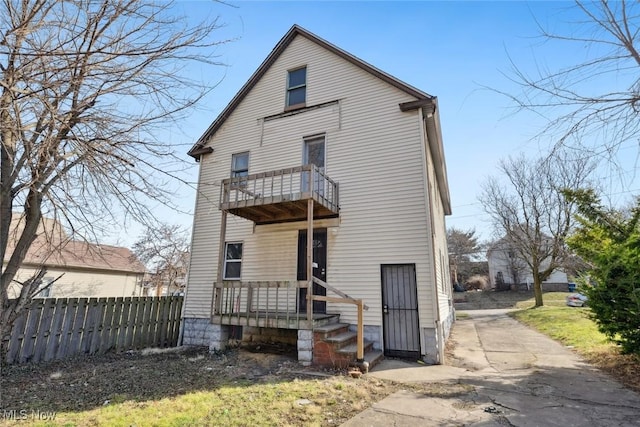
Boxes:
[5,216,146,298]
[183,25,453,366]
[487,239,569,291]
[141,255,188,297]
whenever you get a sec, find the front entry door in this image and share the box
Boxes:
[381,264,420,358]
[297,229,327,313]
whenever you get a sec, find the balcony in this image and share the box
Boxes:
[219,165,339,224]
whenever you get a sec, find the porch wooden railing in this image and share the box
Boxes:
[211,278,368,362]
[220,164,339,213]
[212,281,305,328]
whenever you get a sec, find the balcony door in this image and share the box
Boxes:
[302,135,325,195]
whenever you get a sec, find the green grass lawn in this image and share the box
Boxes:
[511,305,612,353]
[511,304,640,393]
[514,292,572,309]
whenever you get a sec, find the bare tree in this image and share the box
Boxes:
[446,227,484,286]
[505,1,640,157]
[0,0,226,343]
[480,151,596,306]
[133,223,190,297]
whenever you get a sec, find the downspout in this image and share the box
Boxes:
[418,107,445,364]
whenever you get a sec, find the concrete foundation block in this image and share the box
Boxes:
[298,329,313,341]
[298,350,313,362]
[208,324,230,352]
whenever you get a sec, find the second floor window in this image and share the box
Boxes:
[231,152,249,178]
[286,66,306,108]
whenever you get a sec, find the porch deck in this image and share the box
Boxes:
[212,311,339,330]
[219,165,339,223]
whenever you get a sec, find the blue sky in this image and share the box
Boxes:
[115,1,639,246]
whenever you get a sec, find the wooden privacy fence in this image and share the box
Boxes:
[2,296,183,365]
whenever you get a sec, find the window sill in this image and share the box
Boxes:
[284,103,306,112]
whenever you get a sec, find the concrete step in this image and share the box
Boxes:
[336,339,374,356]
[363,350,384,370]
[323,331,357,345]
[314,322,350,338]
[312,313,341,328]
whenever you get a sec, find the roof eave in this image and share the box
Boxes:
[422,99,452,215]
[187,146,214,160]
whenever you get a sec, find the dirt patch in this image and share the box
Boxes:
[584,350,640,394]
[455,290,538,310]
[0,347,309,411]
[0,346,423,425]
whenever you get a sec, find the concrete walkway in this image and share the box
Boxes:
[342,309,640,426]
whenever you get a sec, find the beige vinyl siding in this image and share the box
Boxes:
[182,157,218,320]
[186,35,437,326]
[7,265,143,298]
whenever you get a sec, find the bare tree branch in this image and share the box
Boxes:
[0,0,228,347]
[479,150,597,306]
[133,223,189,297]
[502,1,640,159]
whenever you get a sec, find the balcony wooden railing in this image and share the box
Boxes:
[219,165,339,223]
[211,279,368,360]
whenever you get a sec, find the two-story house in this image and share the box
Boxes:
[183,25,453,367]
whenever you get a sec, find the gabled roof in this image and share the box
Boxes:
[188,24,434,158]
[5,216,146,274]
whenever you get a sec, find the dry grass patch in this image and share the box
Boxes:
[0,347,409,426]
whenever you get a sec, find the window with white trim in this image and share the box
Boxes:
[231,152,249,178]
[286,67,306,108]
[223,242,243,279]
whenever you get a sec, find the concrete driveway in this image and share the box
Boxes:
[342,309,640,426]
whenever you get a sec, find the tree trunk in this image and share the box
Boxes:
[533,273,544,307]
[0,321,8,368]
[452,263,459,284]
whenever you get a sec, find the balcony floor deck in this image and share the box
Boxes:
[221,192,338,224]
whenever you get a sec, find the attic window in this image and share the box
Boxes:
[286,66,306,108]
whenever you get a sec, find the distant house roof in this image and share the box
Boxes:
[4,216,146,274]
[187,24,435,159]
